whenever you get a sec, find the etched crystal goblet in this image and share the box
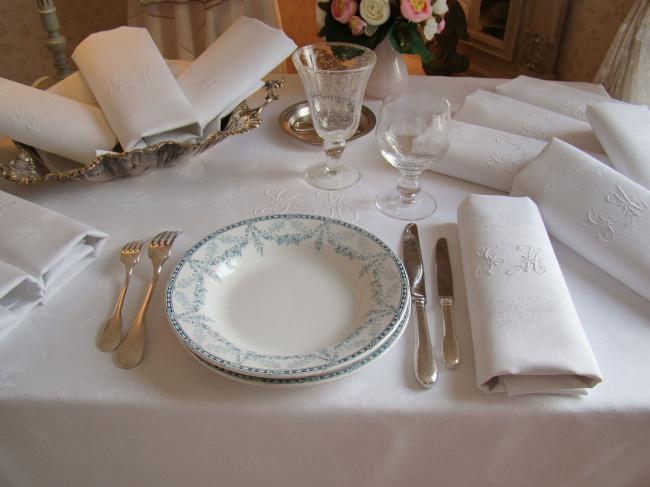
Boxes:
[292,43,376,190]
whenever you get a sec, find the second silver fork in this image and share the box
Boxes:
[114,231,181,369]
[97,240,146,352]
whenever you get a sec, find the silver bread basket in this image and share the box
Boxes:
[0,79,283,184]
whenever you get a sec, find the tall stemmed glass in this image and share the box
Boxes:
[292,43,376,190]
[375,91,451,220]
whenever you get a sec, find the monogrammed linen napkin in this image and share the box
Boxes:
[0,77,117,164]
[453,90,603,154]
[72,27,200,150]
[494,75,611,122]
[47,59,192,108]
[0,261,42,340]
[511,138,650,301]
[457,194,602,396]
[0,190,108,305]
[177,16,296,130]
[586,101,650,189]
[429,121,547,192]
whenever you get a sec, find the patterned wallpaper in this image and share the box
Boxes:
[0,0,125,85]
[0,0,638,85]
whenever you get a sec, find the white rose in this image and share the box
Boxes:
[432,0,449,16]
[424,17,438,41]
[359,0,390,26]
[315,3,326,28]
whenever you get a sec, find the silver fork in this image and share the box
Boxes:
[97,240,146,352]
[114,231,181,369]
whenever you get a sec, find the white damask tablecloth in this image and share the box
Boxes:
[1,76,649,487]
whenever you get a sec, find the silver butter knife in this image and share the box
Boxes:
[403,223,438,388]
[436,238,460,369]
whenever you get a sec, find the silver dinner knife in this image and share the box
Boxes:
[436,238,460,369]
[403,223,438,388]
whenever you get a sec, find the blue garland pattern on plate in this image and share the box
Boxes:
[166,214,409,377]
[189,304,409,386]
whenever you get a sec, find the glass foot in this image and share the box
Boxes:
[305,163,360,190]
[375,189,438,220]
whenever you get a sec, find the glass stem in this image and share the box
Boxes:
[323,140,346,175]
[397,172,421,205]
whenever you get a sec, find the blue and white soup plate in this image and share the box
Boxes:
[166,214,410,380]
[188,302,409,387]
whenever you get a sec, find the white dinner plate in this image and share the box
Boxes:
[186,302,409,386]
[166,214,409,379]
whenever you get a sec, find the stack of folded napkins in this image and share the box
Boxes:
[0,17,296,164]
[437,75,650,194]
[494,75,612,122]
[0,190,107,339]
[457,194,602,396]
[453,89,603,154]
[435,76,650,396]
[432,76,609,192]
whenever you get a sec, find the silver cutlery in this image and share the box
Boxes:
[97,240,146,352]
[114,231,181,369]
[403,223,438,388]
[436,238,460,369]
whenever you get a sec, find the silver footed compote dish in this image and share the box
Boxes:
[0,80,283,184]
[166,214,410,383]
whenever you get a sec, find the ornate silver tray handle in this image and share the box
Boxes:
[1,80,283,184]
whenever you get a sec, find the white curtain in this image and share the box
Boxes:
[127,0,282,60]
[594,0,650,105]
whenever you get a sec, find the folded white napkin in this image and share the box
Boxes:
[0,261,42,340]
[43,59,196,152]
[47,59,192,108]
[429,121,547,192]
[177,16,296,130]
[511,138,650,300]
[453,90,603,154]
[72,27,200,150]
[457,194,602,395]
[494,75,611,122]
[0,190,108,302]
[586,101,650,189]
[0,77,117,164]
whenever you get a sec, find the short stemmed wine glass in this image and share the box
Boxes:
[292,43,376,190]
[375,91,451,220]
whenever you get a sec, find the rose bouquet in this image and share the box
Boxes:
[316,0,449,64]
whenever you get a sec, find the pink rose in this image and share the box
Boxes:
[437,18,446,33]
[349,15,368,36]
[331,0,358,24]
[400,0,432,23]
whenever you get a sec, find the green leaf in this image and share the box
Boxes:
[389,20,434,64]
[317,1,330,12]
